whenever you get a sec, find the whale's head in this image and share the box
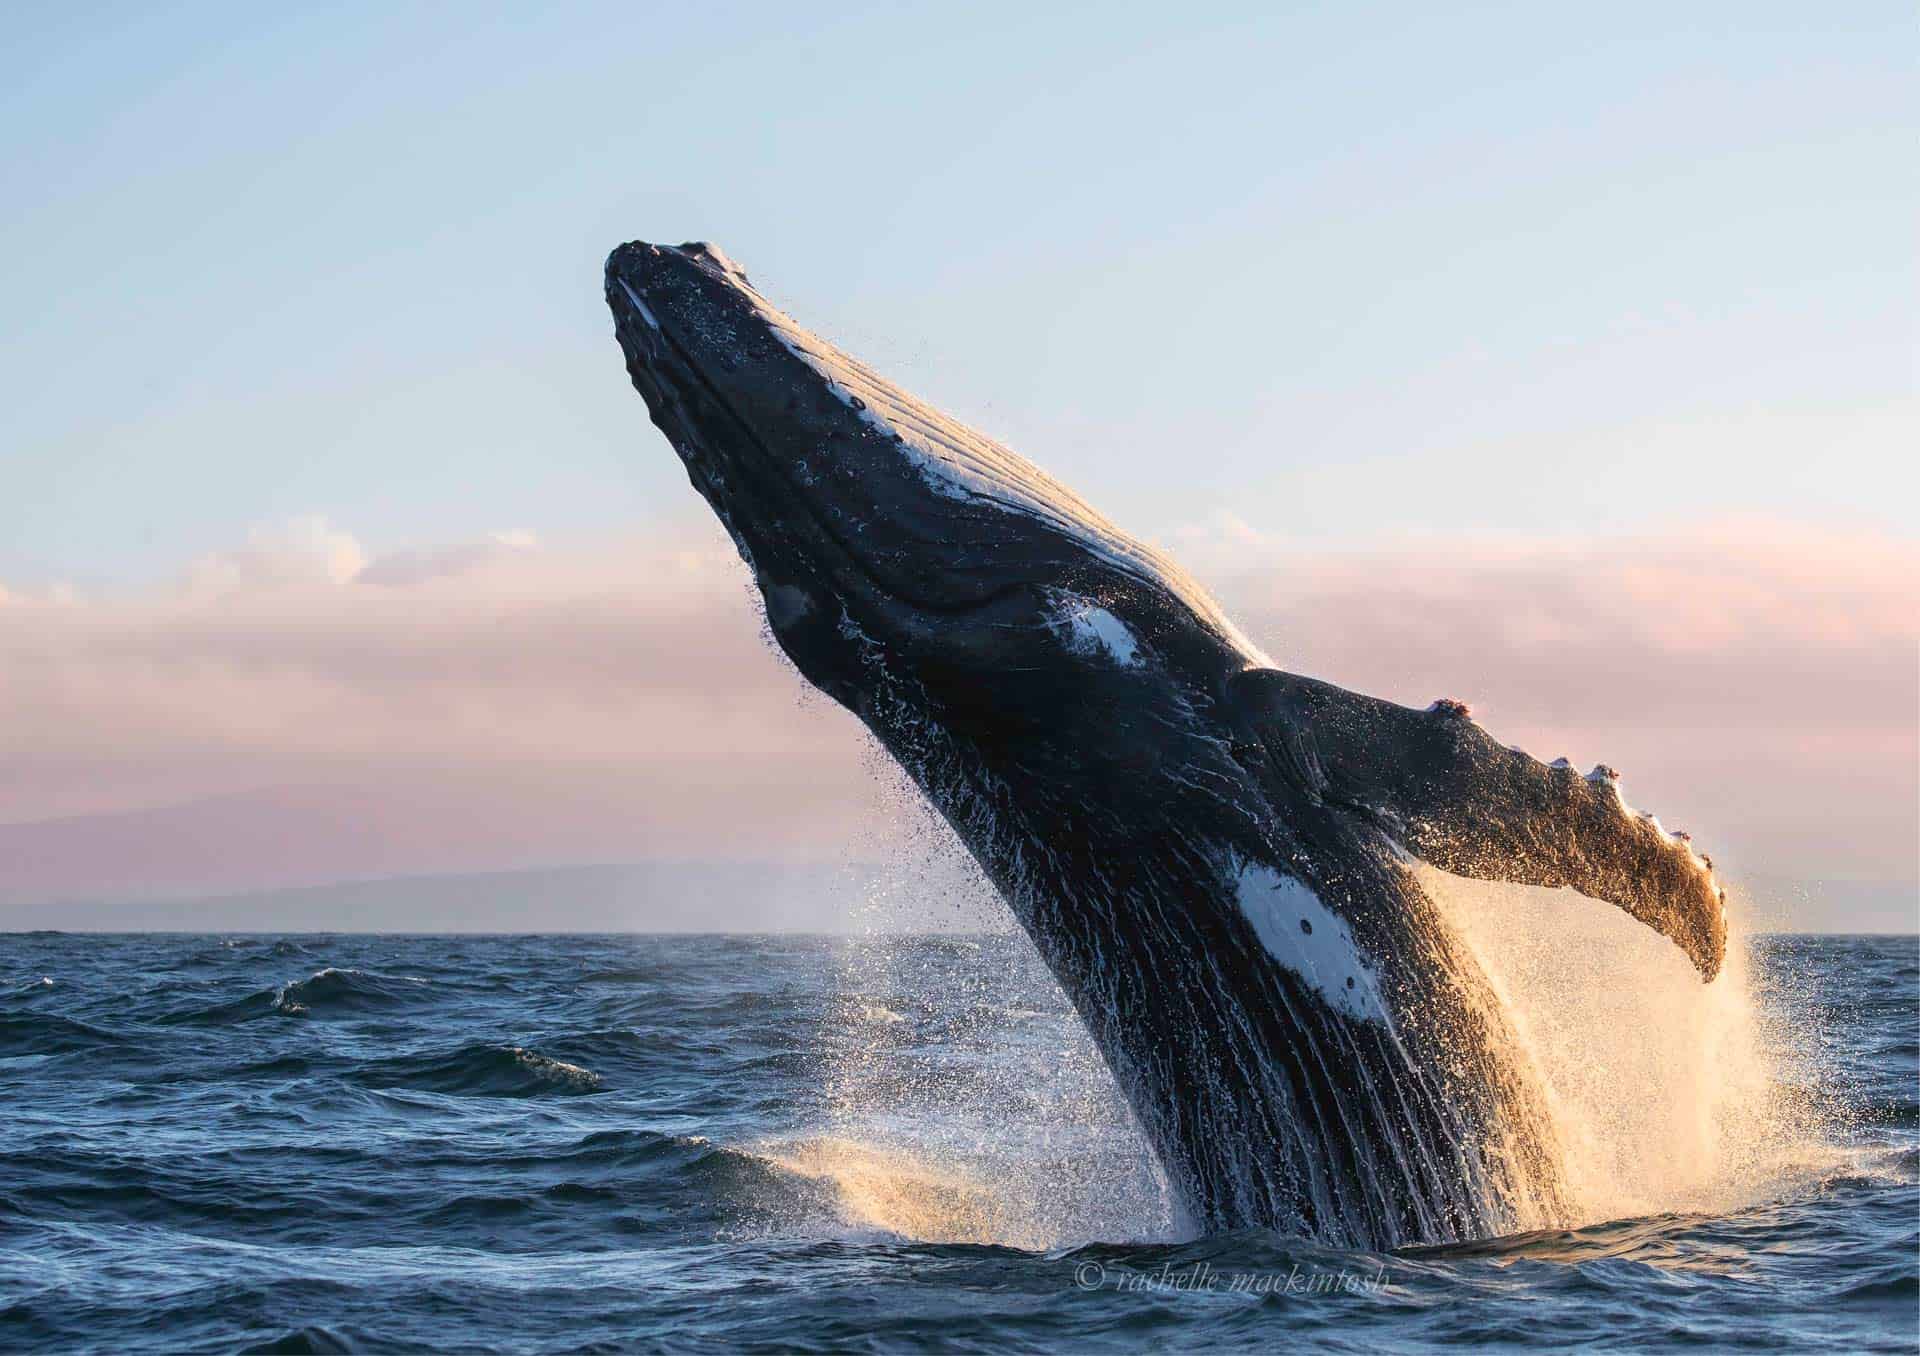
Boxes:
[606,239,1261,743]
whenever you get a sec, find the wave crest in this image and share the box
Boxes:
[356,1043,602,1098]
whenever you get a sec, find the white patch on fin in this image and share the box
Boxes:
[1234,861,1388,1024]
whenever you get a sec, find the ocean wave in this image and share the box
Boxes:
[278,967,429,1013]
[238,1324,361,1355]
[553,1128,713,1171]
[355,1043,602,1097]
[183,938,317,967]
[579,967,666,984]
[398,1128,713,1181]
[1827,1265,1920,1306]
[153,988,295,1026]
[157,967,434,1025]
[0,1012,121,1054]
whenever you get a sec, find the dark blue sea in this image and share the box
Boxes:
[1,930,1913,1353]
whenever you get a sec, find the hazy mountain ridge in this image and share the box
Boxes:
[0,860,1021,934]
[1,858,1909,935]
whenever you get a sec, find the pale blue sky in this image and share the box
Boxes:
[3,2,1912,587]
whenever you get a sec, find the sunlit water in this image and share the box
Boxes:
[0,923,1912,1352]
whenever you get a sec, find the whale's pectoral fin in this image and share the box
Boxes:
[1228,668,1727,980]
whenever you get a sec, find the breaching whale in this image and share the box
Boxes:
[604,239,1727,1247]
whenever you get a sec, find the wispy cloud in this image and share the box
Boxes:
[185,514,369,594]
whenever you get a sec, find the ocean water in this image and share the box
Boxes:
[0,928,1912,1353]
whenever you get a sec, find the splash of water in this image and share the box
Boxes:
[778,831,1177,1250]
[754,1137,1036,1247]
[774,807,1838,1250]
[1418,866,1839,1228]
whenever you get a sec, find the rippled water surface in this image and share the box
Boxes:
[0,931,1912,1352]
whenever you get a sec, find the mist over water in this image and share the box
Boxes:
[749,844,1179,1251]
[782,850,1851,1257]
[1423,868,1838,1229]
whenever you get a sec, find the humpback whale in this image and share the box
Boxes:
[604,239,1727,1247]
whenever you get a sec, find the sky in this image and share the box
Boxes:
[1,3,1914,928]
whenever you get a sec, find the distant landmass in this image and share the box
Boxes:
[0,861,1013,934]
[0,774,883,909]
[0,860,1908,935]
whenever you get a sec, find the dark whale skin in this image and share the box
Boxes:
[603,239,1727,1246]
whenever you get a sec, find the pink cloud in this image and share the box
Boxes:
[1193,520,1917,884]
[0,516,1912,908]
